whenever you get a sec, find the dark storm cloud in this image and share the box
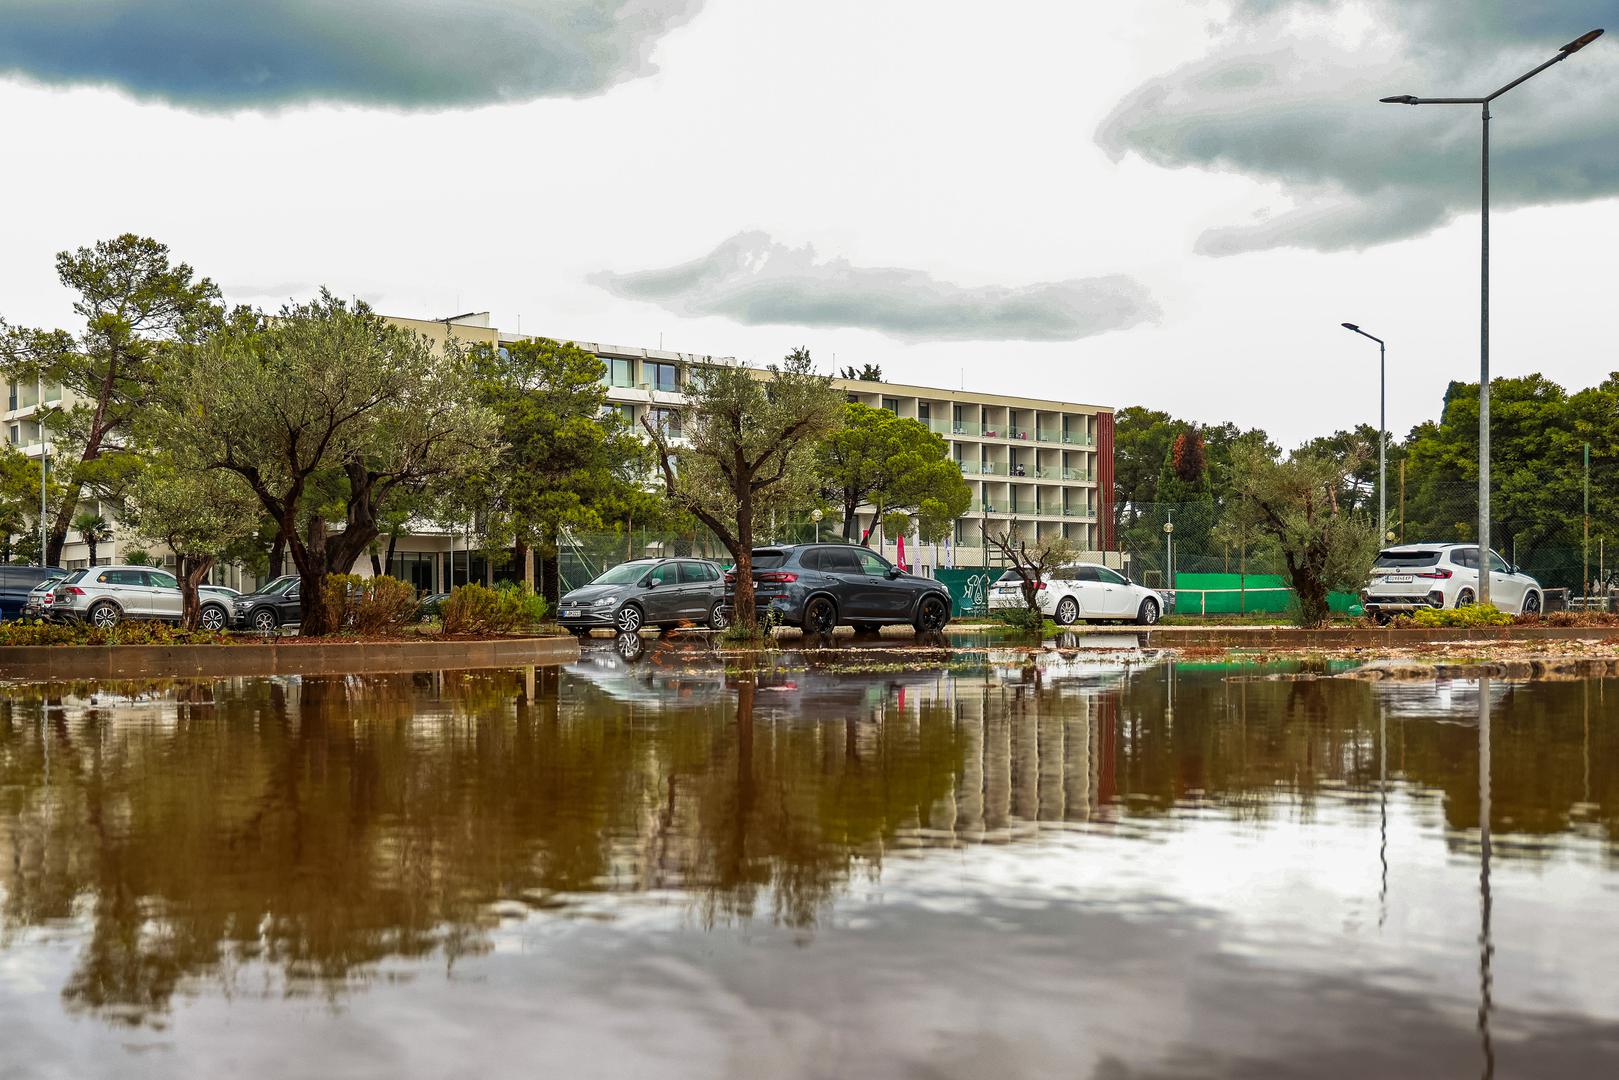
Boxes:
[1098,0,1619,254]
[0,0,705,109]
[589,231,1161,343]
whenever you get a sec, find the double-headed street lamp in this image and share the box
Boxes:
[1341,323,1386,540]
[1379,27,1603,607]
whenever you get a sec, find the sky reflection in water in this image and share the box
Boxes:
[2,636,1618,1079]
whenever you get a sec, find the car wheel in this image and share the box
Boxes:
[1455,589,1475,608]
[615,604,644,633]
[1054,596,1079,626]
[708,602,730,631]
[199,604,228,632]
[1136,597,1160,626]
[252,608,279,632]
[1522,590,1541,616]
[913,594,950,633]
[802,595,837,635]
[88,601,121,629]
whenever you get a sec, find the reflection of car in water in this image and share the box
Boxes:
[1368,676,1513,722]
[563,634,732,708]
[987,637,1156,691]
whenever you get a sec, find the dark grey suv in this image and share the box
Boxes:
[557,558,727,636]
[725,544,951,634]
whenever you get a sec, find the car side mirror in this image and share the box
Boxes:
[886,568,902,580]
[641,577,656,588]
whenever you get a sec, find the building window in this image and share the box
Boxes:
[882,397,900,413]
[600,357,634,388]
[648,361,678,393]
[7,424,17,446]
[6,381,15,412]
[609,403,635,426]
[650,407,682,438]
[918,402,930,422]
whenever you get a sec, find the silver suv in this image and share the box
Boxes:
[53,565,234,630]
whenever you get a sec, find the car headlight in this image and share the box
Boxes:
[592,595,619,608]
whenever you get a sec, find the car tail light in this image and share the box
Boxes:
[1036,581,1047,590]
[66,586,86,596]
[757,572,798,584]
[724,572,736,584]
[1416,568,1452,579]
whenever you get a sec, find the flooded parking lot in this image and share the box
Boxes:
[3,634,1618,1078]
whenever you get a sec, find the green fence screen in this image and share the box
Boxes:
[1171,573,1364,617]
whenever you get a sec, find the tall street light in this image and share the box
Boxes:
[1380,27,1603,608]
[1341,323,1386,540]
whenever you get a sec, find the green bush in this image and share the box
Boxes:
[0,620,228,647]
[440,582,548,636]
[1401,605,1514,628]
[991,606,1048,634]
[322,574,418,635]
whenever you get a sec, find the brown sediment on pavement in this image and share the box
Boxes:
[0,636,580,680]
[1342,655,1619,681]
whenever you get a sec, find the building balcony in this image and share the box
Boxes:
[1062,432,1095,447]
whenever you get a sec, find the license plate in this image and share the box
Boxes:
[1385,575,1414,584]
[562,609,581,618]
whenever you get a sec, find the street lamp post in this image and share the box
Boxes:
[1163,517,1175,593]
[1380,28,1603,608]
[811,508,823,543]
[1341,323,1386,539]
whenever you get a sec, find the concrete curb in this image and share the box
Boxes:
[0,636,581,680]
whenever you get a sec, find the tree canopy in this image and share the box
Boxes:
[815,403,971,544]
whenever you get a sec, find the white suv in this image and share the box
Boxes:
[52,565,234,630]
[1362,544,1542,619]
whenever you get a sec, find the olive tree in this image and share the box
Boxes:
[152,294,500,636]
[1221,441,1380,627]
[643,349,845,633]
[987,520,1078,618]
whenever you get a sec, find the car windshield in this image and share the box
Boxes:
[590,563,654,586]
[258,575,299,595]
[1374,550,1441,568]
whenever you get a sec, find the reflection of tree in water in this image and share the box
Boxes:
[0,666,964,1023]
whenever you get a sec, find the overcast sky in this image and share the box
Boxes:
[1,0,1615,447]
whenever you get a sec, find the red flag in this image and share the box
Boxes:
[896,534,907,572]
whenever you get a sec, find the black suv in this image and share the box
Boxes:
[231,575,303,631]
[726,544,951,634]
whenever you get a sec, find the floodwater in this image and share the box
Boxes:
[2,634,1618,1080]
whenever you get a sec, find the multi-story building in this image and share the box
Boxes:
[388,313,1117,575]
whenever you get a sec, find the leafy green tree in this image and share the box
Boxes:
[838,363,882,381]
[644,349,845,633]
[70,511,113,566]
[469,337,647,605]
[986,520,1078,621]
[0,445,47,562]
[816,403,971,543]
[1221,441,1379,627]
[1154,428,1216,566]
[0,235,221,564]
[151,294,500,636]
[122,458,261,627]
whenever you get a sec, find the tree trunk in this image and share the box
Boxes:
[540,550,560,608]
[734,490,757,631]
[86,538,98,566]
[1287,554,1331,628]
[384,528,401,576]
[269,532,286,579]
[299,515,334,636]
[842,502,858,541]
[178,554,215,630]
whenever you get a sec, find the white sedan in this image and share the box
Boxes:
[988,564,1168,625]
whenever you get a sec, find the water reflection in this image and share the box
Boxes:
[3,651,1619,1077]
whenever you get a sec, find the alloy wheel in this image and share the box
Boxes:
[1055,597,1078,626]
[804,597,836,634]
[90,602,120,629]
[708,602,730,631]
[616,605,643,633]
[1138,598,1159,626]
[200,606,227,632]
[252,609,278,632]
[916,595,949,631]
[1523,591,1541,615]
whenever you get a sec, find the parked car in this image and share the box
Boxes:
[415,592,450,621]
[0,565,67,621]
[51,565,233,629]
[722,544,952,634]
[988,564,1167,625]
[19,576,67,620]
[1361,543,1543,619]
[231,575,303,631]
[557,558,727,635]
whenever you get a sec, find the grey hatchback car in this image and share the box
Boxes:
[556,557,727,636]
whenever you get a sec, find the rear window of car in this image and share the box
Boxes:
[750,550,790,570]
[60,569,86,585]
[1374,550,1441,568]
[996,569,1024,583]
